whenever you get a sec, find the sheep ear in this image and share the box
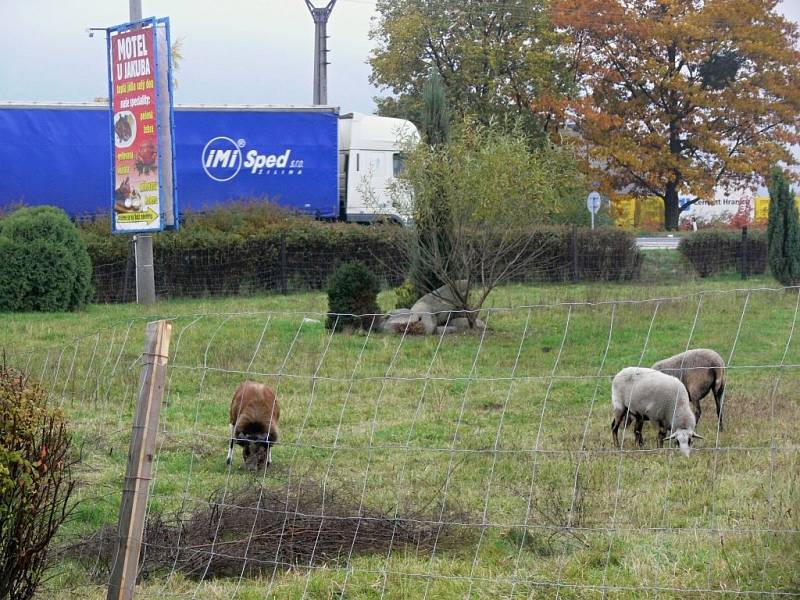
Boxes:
[691,432,704,440]
[666,431,678,440]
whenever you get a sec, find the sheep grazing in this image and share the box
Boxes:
[226,381,280,472]
[611,367,703,456]
[651,348,726,430]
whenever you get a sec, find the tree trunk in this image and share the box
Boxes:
[664,183,680,231]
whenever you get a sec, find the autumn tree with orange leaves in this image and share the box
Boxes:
[556,0,800,230]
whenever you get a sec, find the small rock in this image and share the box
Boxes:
[450,317,486,331]
[436,325,459,335]
[450,317,471,331]
[382,309,436,335]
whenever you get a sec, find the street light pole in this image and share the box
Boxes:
[129,0,142,21]
[305,0,336,105]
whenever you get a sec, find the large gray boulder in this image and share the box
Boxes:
[450,316,486,331]
[382,281,486,335]
[410,281,470,326]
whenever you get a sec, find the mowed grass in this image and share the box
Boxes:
[2,275,799,599]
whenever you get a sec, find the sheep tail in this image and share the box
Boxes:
[713,366,725,398]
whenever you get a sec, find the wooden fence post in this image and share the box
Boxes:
[107,320,172,600]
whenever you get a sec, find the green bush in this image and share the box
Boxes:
[678,229,766,278]
[393,280,420,309]
[0,365,77,600]
[0,206,92,311]
[326,261,381,332]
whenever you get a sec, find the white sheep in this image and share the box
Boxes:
[611,367,703,456]
[651,348,726,430]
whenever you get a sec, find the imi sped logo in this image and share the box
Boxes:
[201,137,302,182]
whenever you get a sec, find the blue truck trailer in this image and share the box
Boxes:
[0,102,417,221]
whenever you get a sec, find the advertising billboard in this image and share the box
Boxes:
[0,105,338,219]
[107,17,176,233]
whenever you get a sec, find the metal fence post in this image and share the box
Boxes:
[571,225,579,283]
[107,320,172,600]
[741,226,748,280]
[122,238,135,303]
[280,230,288,294]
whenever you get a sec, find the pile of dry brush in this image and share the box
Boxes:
[66,481,467,580]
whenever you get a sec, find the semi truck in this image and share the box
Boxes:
[0,102,417,223]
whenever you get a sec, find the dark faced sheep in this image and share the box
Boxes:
[651,348,726,430]
[611,367,703,456]
[226,381,280,472]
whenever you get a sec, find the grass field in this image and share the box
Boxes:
[2,275,799,599]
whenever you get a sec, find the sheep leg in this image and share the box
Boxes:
[656,424,667,448]
[611,409,626,448]
[634,414,645,448]
[714,382,725,431]
[691,398,702,424]
[611,414,620,448]
[226,424,234,465]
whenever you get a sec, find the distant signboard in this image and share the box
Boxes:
[610,196,665,230]
[754,196,800,225]
[587,191,601,214]
[107,17,176,233]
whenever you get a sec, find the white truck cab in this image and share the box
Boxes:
[338,112,419,223]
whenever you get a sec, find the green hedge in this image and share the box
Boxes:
[79,213,642,303]
[678,229,767,278]
[82,219,407,303]
[518,226,642,282]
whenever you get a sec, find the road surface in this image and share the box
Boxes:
[636,236,681,249]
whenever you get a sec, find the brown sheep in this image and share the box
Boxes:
[651,348,726,430]
[226,381,280,472]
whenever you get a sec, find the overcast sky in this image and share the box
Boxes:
[2,0,799,114]
[0,0,382,112]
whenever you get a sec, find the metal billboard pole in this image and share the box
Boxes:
[129,0,156,305]
[305,0,337,105]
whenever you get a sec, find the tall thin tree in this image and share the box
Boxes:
[422,70,450,147]
[767,168,800,286]
[411,70,452,295]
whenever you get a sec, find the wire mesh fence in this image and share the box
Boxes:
[5,285,800,598]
